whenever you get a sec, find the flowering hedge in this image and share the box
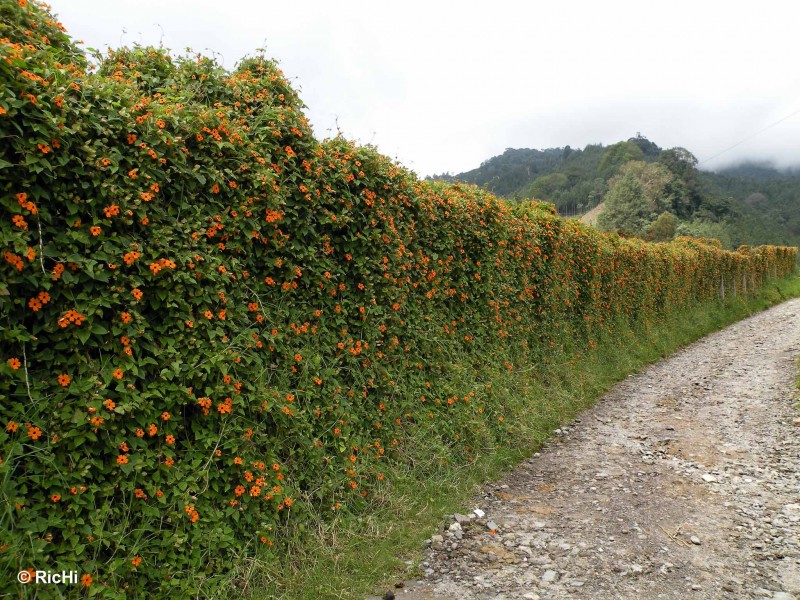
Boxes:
[0,1,797,596]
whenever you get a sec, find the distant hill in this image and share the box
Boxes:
[429,138,800,249]
[712,161,800,180]
[432,147,570,196]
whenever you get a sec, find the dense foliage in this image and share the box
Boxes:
[1,1,797,597]
[701,166,800,244]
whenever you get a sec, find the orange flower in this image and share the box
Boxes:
[6,420,18,433]
[120,312,132,324]
[122,251,140,265]
[81,574,92,587]
[161,411,170,421]
[165,435,175,445]
[27,425,42,440]
[57,373,71,387]
[131,288,143,301]
[103,398,116,410]
[50,494,61,503]
[184,505,199,523]
[164,457,174,467]
[112,368,123,380]
[8,358,21,370]
[131,556,142,567]
[234,485,245,497]
[90,226,101,237]
[116,455,128,465]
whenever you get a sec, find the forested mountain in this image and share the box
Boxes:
[713,161,800,180]
[429,138,800,249]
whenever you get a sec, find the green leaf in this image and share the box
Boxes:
[91,324,108,335]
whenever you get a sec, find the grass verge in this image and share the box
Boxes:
[222,274,800,599]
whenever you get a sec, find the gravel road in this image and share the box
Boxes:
[375,298,800,600]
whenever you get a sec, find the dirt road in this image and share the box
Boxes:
[379,298,800,600]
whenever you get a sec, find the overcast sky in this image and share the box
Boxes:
[48,0,800,177]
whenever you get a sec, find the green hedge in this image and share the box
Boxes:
[1,1,797,596]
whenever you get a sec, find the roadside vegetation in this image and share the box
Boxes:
[236,275,800,599]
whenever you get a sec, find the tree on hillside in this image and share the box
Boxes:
[658,147,701,217]
[596,161,676,236]
[628,134,662,158]
[597,141,645,179]
[646,211,678,242]
[527,172,570,200]
[676,219,733,248]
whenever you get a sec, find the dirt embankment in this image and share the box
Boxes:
[579,202,604,226]
[380,298,800,600]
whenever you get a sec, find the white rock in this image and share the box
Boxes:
[702,474,717,483]
[473,508,486,518]
[541,570,558,584]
